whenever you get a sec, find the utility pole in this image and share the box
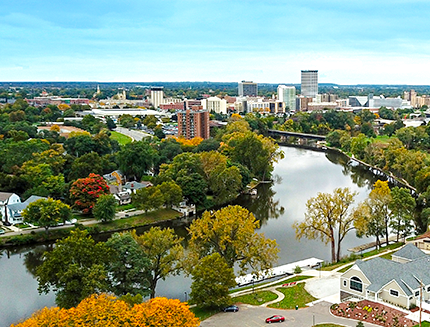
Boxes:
[419,279,423,327]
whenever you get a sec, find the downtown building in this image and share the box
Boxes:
[177,106,210,139]
[238,81,258,97]
[150,86,164,109]
[277,85,296,112]
[301,70,318,98]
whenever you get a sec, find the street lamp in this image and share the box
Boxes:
[184,291,187,302]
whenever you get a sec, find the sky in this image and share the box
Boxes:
[1,0,430,84]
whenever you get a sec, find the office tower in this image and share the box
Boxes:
[177,106,210,140]
[238,81,258,97]
[301,70,318,98]
[150,86,164,108]
[201,96,227,114]
[277,85,296,111]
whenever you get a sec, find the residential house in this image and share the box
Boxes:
[108,184,131,205]
[123,181,152,194]
[7,195,46,225]
[0,192,21,224]
[407,230,430,251]
[340,244,430,309]
[103,170,125,185]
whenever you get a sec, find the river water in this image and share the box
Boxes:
[0,146,381,326]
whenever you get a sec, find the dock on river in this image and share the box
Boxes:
[235,257,323,286]
[348,235,398,253]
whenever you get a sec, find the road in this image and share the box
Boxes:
[114,127,152,141]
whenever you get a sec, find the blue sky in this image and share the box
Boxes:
[1,0,430,84]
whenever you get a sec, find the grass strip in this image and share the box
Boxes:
[233,291,278,305]
[268,283,316,309]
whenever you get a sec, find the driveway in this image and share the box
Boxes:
[200,302,377,327]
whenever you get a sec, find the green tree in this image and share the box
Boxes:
[368,180,392,246]
[293,187,358,263]
[354,201,385,250]
[36,230,110,308]
[132,227,184,299]
[389,187,416,242]
[188,205,279,275]
[22,198,71,232]
[176,172,207,205]
[93,194,117,223]
[117,140,158,180]
[132,187,152,213]
[350,133,368,160]
[189,253,236,308]
[158,181,183,208]
[68,151,104,181]
[105,232,151,296]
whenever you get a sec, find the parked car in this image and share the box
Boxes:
[0,229,5,234]
[265,315,285,323]
[223,305,239,312]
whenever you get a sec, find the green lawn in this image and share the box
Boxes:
[88,208,181,231]
[314,324,345,327]
[230,275,313,294]
[190,306,220,321]
[233,291,278,305]
[337,264,353,273]
[413,322,430,327]
[110,131,132,145]
[268,283,316,309]
[322,242,404,271]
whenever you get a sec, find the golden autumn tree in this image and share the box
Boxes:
[130,297,199,327]
[293,187,358,263]
[12,294,199,327]
[187,205,279,275]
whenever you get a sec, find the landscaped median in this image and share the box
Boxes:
[268,283,316,309]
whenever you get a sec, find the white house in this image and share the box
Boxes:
[7,195,46,225]
[0,192,21,224]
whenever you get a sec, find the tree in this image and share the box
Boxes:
[389,187,416,242]
[68,151,104,181]
[293,187,358,263]
[69,173,110,214]
[354,201,385,250]
[188,205,279,275]
[21,163,66,198]
[369,180,392,246]
[36,230,111,308]
[129,297,199,327]
[176,172,208,205]
[11,294,199,327]
[209,165,242,203]
[93,194,117,222]
[190,253,236,308]
[132,227,184,299]
[158,181,183,207]
[350,133,368,160]
[117,140,158,180]
[23,198,71,232]
[105,232,151,296]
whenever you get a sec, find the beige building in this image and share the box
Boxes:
[201,96,227,114]
[340,244,430,309]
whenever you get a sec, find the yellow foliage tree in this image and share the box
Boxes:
[11,294,199,327]
[58,104,71,111]
[50,124,61,132]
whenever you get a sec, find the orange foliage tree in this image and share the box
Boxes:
[11,294,200,327]
[69,173,110,214]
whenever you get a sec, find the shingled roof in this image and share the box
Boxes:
[355,249,430,296]
[392,243,428,261]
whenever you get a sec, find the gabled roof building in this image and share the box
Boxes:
[340,244,430,309]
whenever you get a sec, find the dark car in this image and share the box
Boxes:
[265,315,285,323]
[223,305,239,312]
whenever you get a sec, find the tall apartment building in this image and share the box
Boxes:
[150,86,164,108]
[177,106,210,140]
[301,70,318,98]
[238,81,258,97]
[277,85,296,111]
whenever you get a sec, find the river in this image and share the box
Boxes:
[0,146,381,326]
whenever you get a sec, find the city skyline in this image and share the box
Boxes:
[2,0,430,84]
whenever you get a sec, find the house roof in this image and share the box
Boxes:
[355,254,430,296]
[8,196,46,212]
[415,230,430,240]
[123,181,151,190]
[392,244,427,261]
[0,192,15,202]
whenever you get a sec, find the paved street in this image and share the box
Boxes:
[114,127,152,141]
[200,302,377,327]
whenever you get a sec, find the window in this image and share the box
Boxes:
[427,286,430,293]
[390,289,399,297]
[343,280,347,287]
[415,291,420,297]
[350,277,363,292]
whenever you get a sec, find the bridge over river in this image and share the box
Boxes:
[268,129,326,141]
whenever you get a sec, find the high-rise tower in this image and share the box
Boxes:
[301,70,318,98]
[238,81,258,97]
[277,85,296,112]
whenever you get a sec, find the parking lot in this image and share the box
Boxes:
[200,302,376,327]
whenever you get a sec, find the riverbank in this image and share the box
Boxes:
[0,208,183,248]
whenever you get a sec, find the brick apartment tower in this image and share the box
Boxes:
[177,106,210,139]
